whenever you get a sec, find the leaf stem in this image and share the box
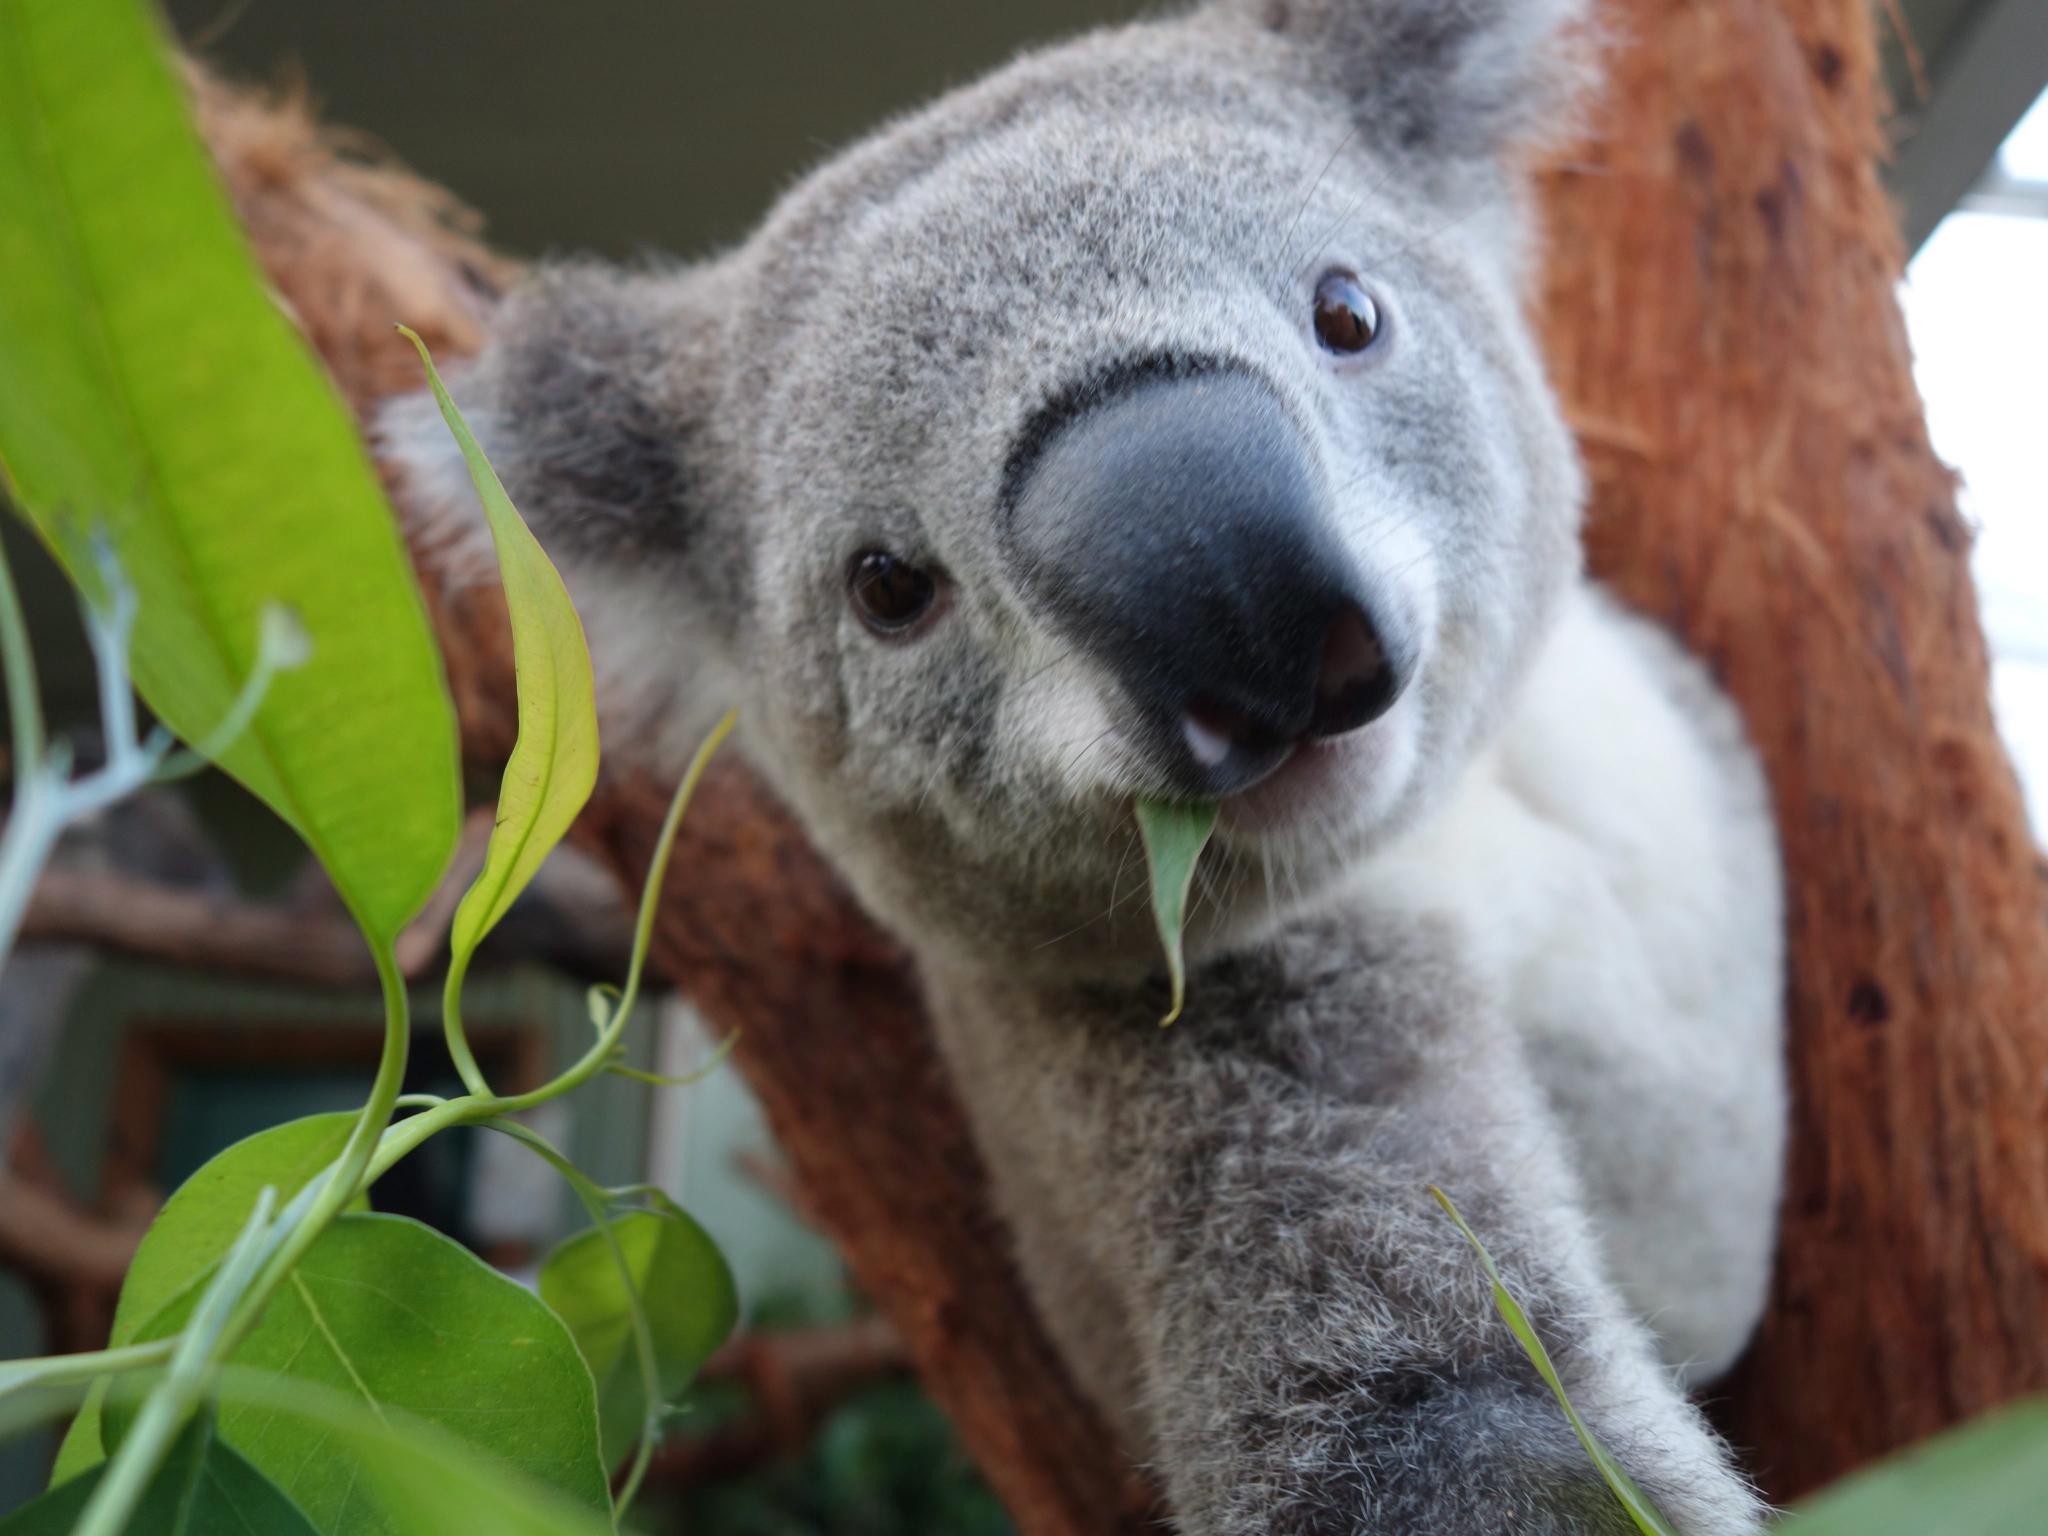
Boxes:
[0,1339,175,1400]
[364,708,736,1182]
[474,1116,666,1517]
[0,528,45,772]
[72,1187,277,1536]
[441,951,496,1099]
[226,942,412,1348]
[499,707,734,1113]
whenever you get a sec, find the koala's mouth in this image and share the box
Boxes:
[1208,715,1407,837]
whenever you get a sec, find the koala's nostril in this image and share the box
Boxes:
[1307,603,1399,739]
[1182,706,1236,769]
[1182,695,1293,769]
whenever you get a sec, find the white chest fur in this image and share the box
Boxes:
[1360,583,1787,1379]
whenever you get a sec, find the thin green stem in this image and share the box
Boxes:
[368,707,736,1184]
[494,707,734,1116]
[602,1184,686,1218]
[151,612,296,780]
[73,1188,277,1536]
[225,941,411,1351]
[0,1339,175,1400]
[472,1117,664,1519]
[603,1031,736,1089]
[66,940,412,1536]
[441,951,495,1099]
[54,706,735,1531]
[79,544,143,780]
[0,530,44,772]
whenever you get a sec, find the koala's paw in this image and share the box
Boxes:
[1168,1374,1768,1536]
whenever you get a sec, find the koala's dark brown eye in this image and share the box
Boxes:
[849,550,938,635]
[1313,272,1382,355]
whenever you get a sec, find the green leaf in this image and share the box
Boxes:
[1778,1396,2048,1535]
[50,1113,366,1487]
[399,328,598,970]
[121,1214,610,1535]
[0,0,461,944]
[1430,1189,1681,1536]
[9,1413,317,1535]
[212,1372,618,1536]
[540,1209,738,1468]
[1134,797,1218,1026]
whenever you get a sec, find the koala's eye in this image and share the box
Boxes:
[1312,272,1382,355]
[848,550,939,636]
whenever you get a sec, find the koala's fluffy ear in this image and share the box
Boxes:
[379,262,733,609]
[1214,0,1596,167]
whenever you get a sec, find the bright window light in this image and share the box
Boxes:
[1900,85,2048,835]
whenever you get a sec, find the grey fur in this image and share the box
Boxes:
[382,3,1783,1530]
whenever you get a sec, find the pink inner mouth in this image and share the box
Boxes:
[1219,735,1355,833]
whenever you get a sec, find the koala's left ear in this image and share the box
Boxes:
[1212,0,1597,168]
[379,261,734,614]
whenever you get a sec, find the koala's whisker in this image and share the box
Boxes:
[1283,154,1403,285]
[1361,192,1503,274]
[1108,822,1141,914]
[1033,876,1149,953]
[1272,123,1362,272]
[1287,189,1370,286]
[1055,722,1122,792]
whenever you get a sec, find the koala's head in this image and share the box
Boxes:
[386,0,1592,980]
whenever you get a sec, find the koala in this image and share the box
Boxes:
[383,1,1787,1531]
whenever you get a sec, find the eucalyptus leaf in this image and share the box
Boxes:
[50,1113,366,1486]
[1778,1395,2048,1536]
[119,1213,610,1535]
[398,329,598,979]
[540,1209,738,1469]
[212,1371,618,1536]
[1430,1189,1681,1536]
[8,1414,316,1535]
[1134,797,1218,1026]
[0,0,461,945]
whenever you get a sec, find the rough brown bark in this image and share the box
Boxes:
[1535,0,2048,1501]
[189,0,2048,1521]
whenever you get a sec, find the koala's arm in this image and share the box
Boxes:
[934,916,1765,1536]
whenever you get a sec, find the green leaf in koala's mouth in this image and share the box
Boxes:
[1135,797,1219,1027]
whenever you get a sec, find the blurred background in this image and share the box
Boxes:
[2,1,2043,1528]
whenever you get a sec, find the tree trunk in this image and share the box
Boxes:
[1535,0,2048,1500]
[191,0,2048,1521]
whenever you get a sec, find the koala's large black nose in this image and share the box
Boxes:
[1005,369,1409,797]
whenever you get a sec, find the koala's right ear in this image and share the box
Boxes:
[1210,0,1597,169]
[379,262,735,617]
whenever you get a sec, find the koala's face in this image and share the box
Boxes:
[391,0,1589,977]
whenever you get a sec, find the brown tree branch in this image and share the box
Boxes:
[181,0,2048,1523]
[0,1174,140,1296]
[1534,1,2048,1495]
[19,808,497,986]
[21,867,378,987]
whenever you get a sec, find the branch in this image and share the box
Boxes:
[21,867,375,986]
[0,1173,141,1294]
[17,807,581,987]
[1534,0,2048,1496]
